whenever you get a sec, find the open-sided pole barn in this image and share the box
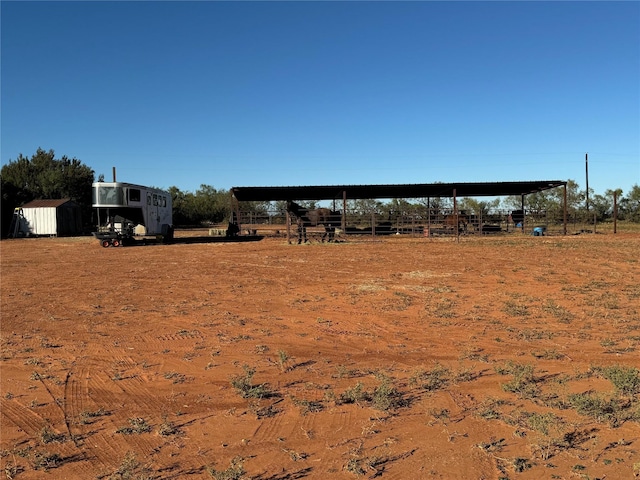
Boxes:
[230,180,568,240]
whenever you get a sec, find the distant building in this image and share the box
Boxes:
[18,199,83,236]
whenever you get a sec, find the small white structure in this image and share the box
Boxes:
[19,199,83,236]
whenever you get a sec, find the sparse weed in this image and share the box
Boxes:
[432,298,457,318]
[230,365,272,399]
[371,375,406,411]
[525,412,559,436]
[567,392,638,427]
[248,400,281,419]
[477,437,506,453]
[503,300,529,317]
[475,397,509,421]
[497,362,540,399]
[512,457,532,472]
[542,300,573,323]
[4,460,23,479]
[344,456,385,476]
[428,408,450,425]
[283,448,308,462]
[206,456,245,480]
[163,371,186,384]
[31,451,62,471]
[157,416,180,436]
[39,425,65,444]
[460,347,490,363]
[336,376,406,411]
[277,350,290,372]
[410,363,451,392]
[338,382,369,405]
[596,365,640,396]
[334,365,360,378]
[531,349,564,360]
[292,398,324,415]
[116,417,152,435]
[100,451,153,480]
[79,407,109,425]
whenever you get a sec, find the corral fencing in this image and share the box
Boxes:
[229,208,603,239]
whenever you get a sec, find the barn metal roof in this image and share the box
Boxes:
[231,180,567,202]
[21,198,77,208]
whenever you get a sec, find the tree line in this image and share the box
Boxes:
[1,148,639,237]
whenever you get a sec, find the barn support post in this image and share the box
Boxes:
[520,195,525,233]
[286,210,291,244]
[453,189,459,243]
[371,211,375,238]
[342,190,347,232]
[563,183,568,235]
[427,197,431,240]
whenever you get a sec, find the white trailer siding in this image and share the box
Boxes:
[92,182,172,237]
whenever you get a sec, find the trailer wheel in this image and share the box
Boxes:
[112,239,121,247]
[101,240,111,248]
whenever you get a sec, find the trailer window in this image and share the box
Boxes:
[129,189,141,202]
[98,186,123,205]
[153,194,158,206]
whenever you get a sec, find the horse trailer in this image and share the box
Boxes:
[92,181,173,247]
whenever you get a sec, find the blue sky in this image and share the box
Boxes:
[2,1,639,196]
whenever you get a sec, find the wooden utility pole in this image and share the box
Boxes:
[613,191,618,234]
[585,153,589,213]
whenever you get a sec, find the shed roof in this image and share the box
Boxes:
[22,198,77,208]
[231,180,566,202]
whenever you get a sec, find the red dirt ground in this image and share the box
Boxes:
[1,232,639,479]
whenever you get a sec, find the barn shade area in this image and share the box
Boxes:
[230,181,569,240]
[230,180,567,202]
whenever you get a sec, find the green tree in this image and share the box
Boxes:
[1,148,95,236]
[458,197,501,216]
[589,193,611,221]
[415,196,452,215]
[503,180,582,221]
[619,185,640,222]
[168,184,231,226]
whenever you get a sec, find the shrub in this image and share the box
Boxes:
[599,365,640,396]
[116,417,152,435]
[207,456,245,480]
[230,365,271,399]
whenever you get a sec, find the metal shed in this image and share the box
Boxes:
[19,199,83,236]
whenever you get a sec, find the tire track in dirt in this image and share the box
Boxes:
[0,397,50,439]
[64,362,170,472]
[64,363,126,470]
